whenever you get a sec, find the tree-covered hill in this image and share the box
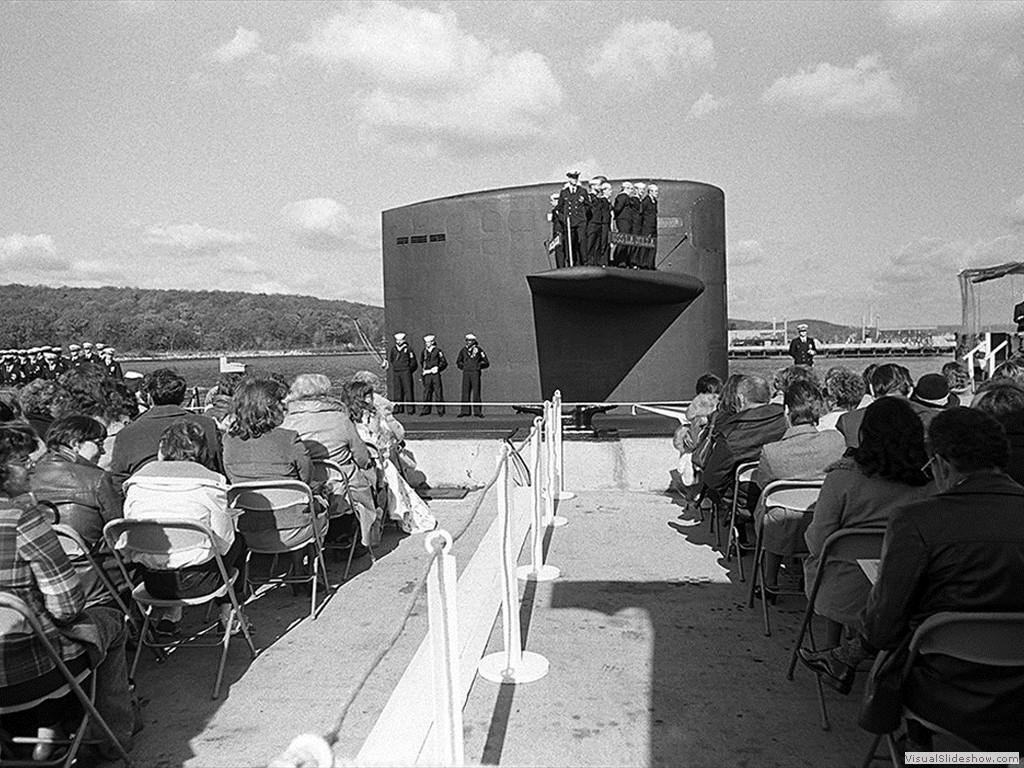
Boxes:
[0,284,384,355]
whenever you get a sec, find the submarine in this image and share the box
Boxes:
[381,180,727,403]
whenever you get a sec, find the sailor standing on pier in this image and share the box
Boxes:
[419,334,447,416]
[456,333,489,418]
[387,332,418,414]
[788,323,818,366]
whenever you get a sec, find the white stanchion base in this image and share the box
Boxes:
[556,491,576,500]
[542,515,568,528]
[478,651,549,684]
[516,563,560,582]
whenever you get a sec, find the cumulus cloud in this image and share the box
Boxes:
[1,233,55,257]
[211,27,262,64]
[729,239,764,267]
[142,223,253,254]
[762,55,910,117]
[871,234,1024,324]
[882,0,1024,29]
[882,1,1024,80]
[281,198,377,252]
[588,19,714,83]
[294,2,563,149]
[686,92,727,121]
[1011,194,1024,226]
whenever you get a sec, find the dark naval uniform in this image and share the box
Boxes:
[456,341,489,417]
[419,345,448,416]
[388,342,418,413]
[788,335,818,366]
[555,185,590,268]
[104,359,124,379]
[612,191,636,267]
[638,195,658,269]
[586,193,611,266]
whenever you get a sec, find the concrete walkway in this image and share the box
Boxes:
[126,488,874,767]
[461,490,870,768]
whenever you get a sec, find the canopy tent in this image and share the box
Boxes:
[959,262,1024,337]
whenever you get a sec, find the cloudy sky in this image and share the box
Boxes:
[2,0,1023,326]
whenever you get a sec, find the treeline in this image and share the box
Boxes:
[0,284,384,355]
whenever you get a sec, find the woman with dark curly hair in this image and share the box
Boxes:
[803,397,934,646]
[222,378,324,587]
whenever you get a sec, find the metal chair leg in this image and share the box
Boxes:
[130,610,152,680]
[213,610,232,699]
[861,734,883,768]
[788,600,816,680]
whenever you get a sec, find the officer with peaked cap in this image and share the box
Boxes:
[456,333,489,418]
[100,344,124,379]
[387,332,418,414]
[554,171,590,268]
[419,334,448,416]
[788,323,818,366]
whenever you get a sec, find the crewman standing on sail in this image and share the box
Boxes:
[554,171,590,268]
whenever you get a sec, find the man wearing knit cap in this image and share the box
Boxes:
[419,334,448,416]
[910,373,955,411]
[387,332,418,414]
[456,333,489,418]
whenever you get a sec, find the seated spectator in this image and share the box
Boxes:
[18,379,71,440]
[802,398,932,646]
[222,378,325,584]
[991,358,1024,386]
[203,372,243,431]
[30,415,125,608]
[971,379,1024,486]
[700,374,786,505]
[838,364,933,449]
[122,421,245,636]
[351,370,405,444]
[282,374,381,548]
[942,360,972,402]
[752,381,846,593]
[0,422,137,761]
[673,373,722,489]
[858,363,878,408]
[343,379,435,537]
[770,365,819,406]
[800,408,1024,750]
[0,387,23,421]
[109,368,223,488]
[909,372,956,411]
[818,366,866,432]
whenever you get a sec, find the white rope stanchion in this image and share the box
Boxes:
[268,734,335,767]
[541,401,568,528]
[553,390,575,501]
[517,419,560,583]
[424,530,464,767]
[478,443,549,684]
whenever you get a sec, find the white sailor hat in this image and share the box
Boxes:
[394,332,407,341]
[465,333,477,340]
[423,334,435,343]
[68,344,81,351]
[797,323,809,331]
[82,342,93,348]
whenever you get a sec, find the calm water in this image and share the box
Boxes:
[121,353,955,396]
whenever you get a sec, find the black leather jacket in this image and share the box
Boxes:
[30,447,123,546]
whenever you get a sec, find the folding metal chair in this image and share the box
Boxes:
[786,526,886,730]
[52,525,134,625]
[746,479,823,636]
[227,480,330,619]
[724,460,759,581]
[0,591,133,767]
[313,459,362,582]
[861,611,1024,767]
[103,518,257,700]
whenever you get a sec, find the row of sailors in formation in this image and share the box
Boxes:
[1,343,124,385]
[548,172,659,270]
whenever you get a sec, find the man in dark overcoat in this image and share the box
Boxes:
[554,171,590,268]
